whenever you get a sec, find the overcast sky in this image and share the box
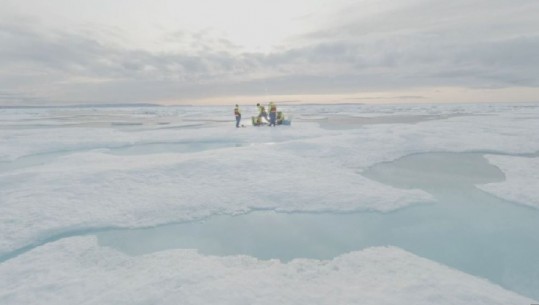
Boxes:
[1,0,538,105]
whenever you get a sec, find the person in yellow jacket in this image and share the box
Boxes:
[234,104,241,128]
[256,103,269,123]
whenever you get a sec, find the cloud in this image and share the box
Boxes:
[0,90,41,105]
[1,0,538,105]
[294,0,539,86]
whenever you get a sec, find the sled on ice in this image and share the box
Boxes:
[251,111,292,126]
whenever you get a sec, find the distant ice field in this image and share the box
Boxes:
[1,103,539,303]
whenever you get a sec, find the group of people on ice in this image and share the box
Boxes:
[234,102,289,128]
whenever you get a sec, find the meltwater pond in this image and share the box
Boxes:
[97,152,539,300]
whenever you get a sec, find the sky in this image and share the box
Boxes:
[1,0,538,106]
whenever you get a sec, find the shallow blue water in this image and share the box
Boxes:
[95,152,539,299]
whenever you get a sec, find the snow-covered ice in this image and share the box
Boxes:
[479,155,539,209]
[1,103,539,304]
[0,148,432,255]
[0,236,534,305]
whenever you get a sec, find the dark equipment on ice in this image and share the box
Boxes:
[252,111,291,126]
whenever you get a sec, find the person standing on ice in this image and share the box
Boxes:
[234,104,241,128]
[256,103,269,123]
[268,101,277,126]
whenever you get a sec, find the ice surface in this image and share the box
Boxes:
[95,152,539,299]
[0,236,535,305]
[0,147,432,255]
[479,155,539,209]
[1,103,539,303]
